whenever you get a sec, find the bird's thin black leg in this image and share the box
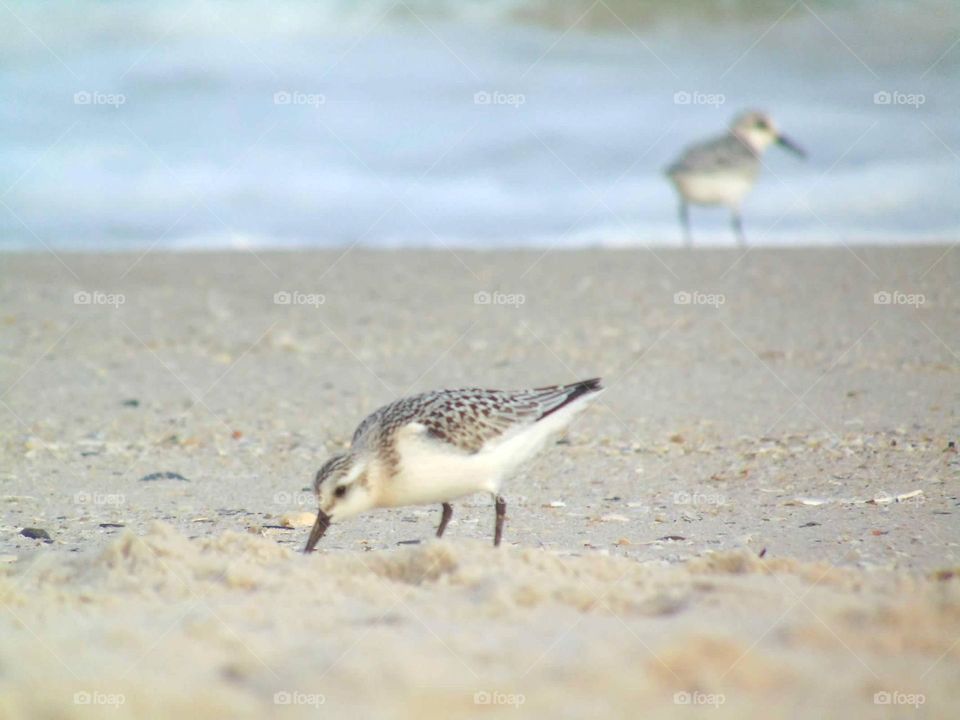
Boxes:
[732,211,746,246]
[493,495,506,547]
[436,502,453,538]
[679,202,692,247]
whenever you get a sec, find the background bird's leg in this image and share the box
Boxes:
[680,202,691,247]
[493,495,506,546]
[731,211,746,246]
[436,502,453,538]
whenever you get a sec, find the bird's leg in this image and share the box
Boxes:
[679,202,692,247]
[436,502,453,538]
[493,495,507,547]
[731,211,746,246]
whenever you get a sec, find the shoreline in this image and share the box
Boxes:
[2,238,957,254]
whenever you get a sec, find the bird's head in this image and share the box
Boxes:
[303,452,376,552]
[732,110,805,158]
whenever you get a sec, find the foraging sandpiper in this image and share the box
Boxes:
[304,378,603,551]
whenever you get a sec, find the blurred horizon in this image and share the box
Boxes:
[1,0,958,251]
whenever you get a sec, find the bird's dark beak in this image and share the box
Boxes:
[304,509,331,553]
[776,134,806,158]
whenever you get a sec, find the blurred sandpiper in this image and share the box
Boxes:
[665,110,805,246]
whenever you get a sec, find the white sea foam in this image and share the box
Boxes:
[1,0,957,250]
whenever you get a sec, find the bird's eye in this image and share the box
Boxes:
[334,485,347,498]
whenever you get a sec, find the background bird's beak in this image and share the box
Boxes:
[776,134,806,158]
[304,509,331,553]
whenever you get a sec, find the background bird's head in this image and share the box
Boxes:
[732,110,805,158]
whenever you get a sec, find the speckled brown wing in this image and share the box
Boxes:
[350,379,601,455]
[349,392,432,449]
[416,388,539,453]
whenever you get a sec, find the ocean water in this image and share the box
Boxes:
[1,0,957,250]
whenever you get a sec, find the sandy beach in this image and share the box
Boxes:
[1,247,958,718]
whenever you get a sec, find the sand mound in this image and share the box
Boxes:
[1,523,958,718]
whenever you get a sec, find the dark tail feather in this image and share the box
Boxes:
[536,378,603,421]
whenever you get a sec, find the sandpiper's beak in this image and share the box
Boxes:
[304,508,331,553]
[776,134,806,158]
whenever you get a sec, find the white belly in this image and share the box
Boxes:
[377,398,595,508]
[673,172,756,208]
[378,438,501,507]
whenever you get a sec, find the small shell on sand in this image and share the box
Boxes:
[786,497,830,506]
[279,511,316,528]
[600,514,630,523]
